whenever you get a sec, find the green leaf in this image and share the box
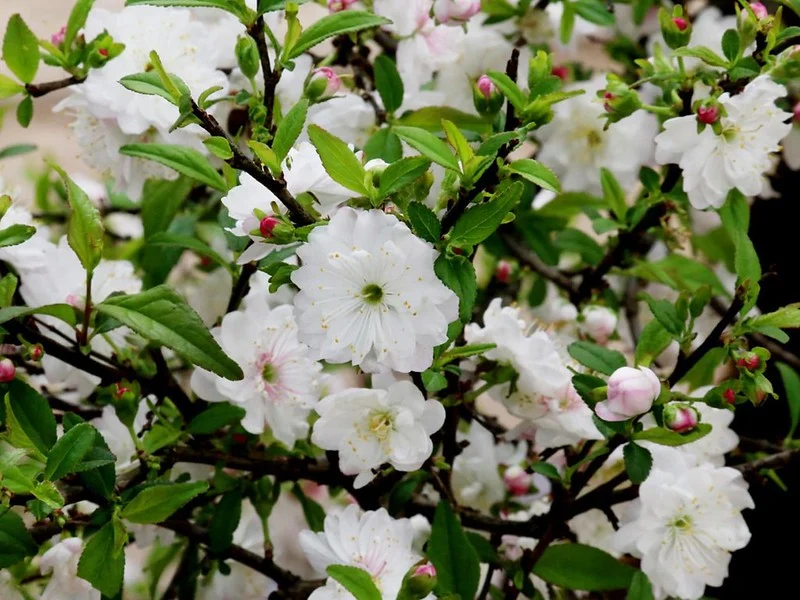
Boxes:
[96,286,244,380]
[427,501,481,600]
[119,71,189,105]
[641,295,683,337]
[188,402,246,434]
[203,136,234,160]
[561,0,576,43]
[3,380,57,459]
[44,423,96,481]
[32,481,64,509]
[16,96,33,128]
[327,565,382,600]
[396,106,492,134]
[567,341,626,376]
[363,128,402,162]
[374,54,404,114]
[600,167,626,220]
[721,29,740,62]
[574,0,616,26]
[146,232,234,273]
[3,14,40,84]
[210,489,242,553]
[0,224,35,248]
[533,543,635,591]
[392,126,460,171]
[287,11,390,59]
[121,481,209,523]
[0,509,38,568]
[125,0,249,20]
[50,165,104,273]
[749,304,800,329]
[0,74,25,99]
[291,483,326,531]
[307,124,369,196]
[450,182,523,248]
[0,142,35,159]
[486,71,527,111]
[536,191,606,219]
[120,144,228,192]
[530,461,561,480]
[379,156,431,198]
[635,320,672,367]
[273,98,309,163]
[141,177,193,239]
[777,363,800,440]
[621,255,727,296]
[672,45,729,68]
[555,228,604,265]
[632,423,712,446]
[623,442,652,484]
[422,369,448,393]
[65,0,95,50]
[407,202,441,244]
[627,570,655,600]
[508,159,561,192]
[78,520,126,597]
[435,253,477,322]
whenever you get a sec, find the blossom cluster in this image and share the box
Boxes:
[0,0,798,599]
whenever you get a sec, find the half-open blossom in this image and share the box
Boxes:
[663,403,699,432]
[579,305,618,344]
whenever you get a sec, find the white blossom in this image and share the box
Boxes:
[40,538,99,600]
[292,208,458,373]
[191,301,321,447]
[311,380,445,488]
[655,75,792,209]
[284,141,357,217]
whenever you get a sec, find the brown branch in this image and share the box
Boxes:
[247,17,280,132]
[227,260,258,313]
[736,447,800,476]
[189,99,315,226]
[668,292,744,387]
[25,75,86,98]
[499,230,580,302]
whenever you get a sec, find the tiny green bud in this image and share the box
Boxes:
[658,7,692,49]
[236,35,260,80]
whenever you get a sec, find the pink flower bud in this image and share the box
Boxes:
[551,65,569,81]
[51,26,67,46]
[30,344,44,361]
[603,92,616,113]
[595,366,661,422]
[434,0,481,24]
[414,563,436,578]
[672,17,688,31]
[327,0,358,12]
[99,48,109,57]
[723,388,736,404]
[307,67,341,100]
[697,105,719,125]
[750,2,768,20]
[737,355,760,371]
[0,358,15,383]
[115,383,130,399]
[663,403,699,432]
[477,75,496,100]
[580,305,617,344]
[259,216,280,238]
[503,465,532,496]
[495,260,511,283]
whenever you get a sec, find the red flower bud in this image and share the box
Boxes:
[551,65,569,81]
[0,358,15,383]
[723,388,736,404]
[496,260,511,284]
[697,105,719,125]
[260,216,280,238]
[99,48,109,57]
[736,355,760,371]
[672,17,688,31]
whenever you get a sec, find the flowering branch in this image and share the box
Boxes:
[25,75,86,98]
[247,16,280,132]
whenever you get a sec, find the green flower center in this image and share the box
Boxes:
[361,283,384,305]
[671,515,692,531]
[261,362,277,383]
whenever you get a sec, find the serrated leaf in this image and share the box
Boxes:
[627,570,655,600]
[635,319,672,367]
[273,98,308,162]
[407,202,440,244]
[210,489,242,553]
[379,156,431,198]
[600,167,626,220]
[65,0,95,50]
[567,341,627,376]
[3,380,57,459]
[96,286,243,380]
[307,124,369,196]
[203,136,233,160]
[119,71,189,105]
[623,442,652,484]
[287,11,391,59]
[187,402,246,434]
[434,253,477,322]
[78,519,125,597]
[632,423,712,446]
[533,543,634,591]
[721,29,740,62]
[120,144,228,192]
[374,54,404,114]
[450,182,523,248]
[0,509,38,568]
[327,565,382,600]
[146,232,234,273]
[508,159,561,192]
[749,304,800,329]
[672,45,729,68]
[3,14,40,84]
[51,165,104,273]
[428,501,481,600]
[485,71,527,111]
[641,295,683,337]
[291,483,326,531]
[121,481,209,524]
[392,126,460,171]
[363,128,402,162]
[0,224,35,248]
[44,423,96,481]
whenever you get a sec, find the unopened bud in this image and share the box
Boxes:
[750,2,768,20]
[236,35,260,80]
[115,382,130,400]
[579,305,618,345]
[663,403,699,433]
[399,562,438,600]
[495,260,512,283]
[658,7,692,49]
[503,465,532,496]
[551,65,569,81]
[599,75,642,123]
[736,355,760,371]
[327,0,358,12]
[414,563,436,578]
[697,104,719,125]
[305,67,341,102]
[473,75,503,115]
[51,26,67,47]
[723,388,736,404]
[434,0,481,24]
[29,344,44,362]
[259,216,280,238]
[0,358,15,383]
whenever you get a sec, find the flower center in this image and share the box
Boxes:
[261,362,277,383]
[586,129,602,148]
[361,283,384,305]
[670,515,693,531]
[368,411,393,440]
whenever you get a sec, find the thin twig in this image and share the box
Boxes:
[25,75,85,98]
